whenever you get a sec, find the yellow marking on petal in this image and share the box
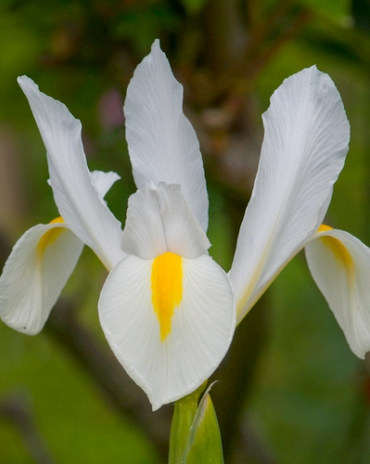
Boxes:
[49,217,64,225]
[319,231,354,283]
[318,224,333,233]
[151,252,183,341]
[37,217,65,260]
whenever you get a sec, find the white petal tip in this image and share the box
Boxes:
[17,75,38,91]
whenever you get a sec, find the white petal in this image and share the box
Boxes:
[98,253,235,410]
[90,170,120,198]
[306,228,370,359]
[0,223,83,334]
[124,40,209,231]
[229,66,350,323]
[18,76,124,271]
[121,183,210,259]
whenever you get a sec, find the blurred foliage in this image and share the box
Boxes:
[1,0,370,463]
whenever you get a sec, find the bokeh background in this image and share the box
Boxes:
[1,0,370,463]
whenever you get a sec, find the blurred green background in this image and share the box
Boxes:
[1,0,370,463]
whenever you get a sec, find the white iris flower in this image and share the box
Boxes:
[1,40,369,410]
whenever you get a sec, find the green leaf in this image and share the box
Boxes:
[169,382,207,464]
[181,391,224,464]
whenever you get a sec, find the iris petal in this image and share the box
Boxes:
[0,222,83,334]
[122,183,210,259]
[98,253,235,410]
[18,76,124,271]
[124,40,209,232]
[229,66,350,323]
[306,228,370,358]
[0,170,119,334]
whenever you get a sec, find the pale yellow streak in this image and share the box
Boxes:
[236,224,353,324]
[151,252,183,341]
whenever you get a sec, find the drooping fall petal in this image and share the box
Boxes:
[306,227,370,358]
[0,170,119,335]
[229,66,350,323]
[0,221,82,334]
[100,182,235,410]
[99,253,235,410]
[124,40,209,232]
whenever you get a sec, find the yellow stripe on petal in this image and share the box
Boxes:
[37,217,65,260]
[318,225,354,280]
[151,252,183,341]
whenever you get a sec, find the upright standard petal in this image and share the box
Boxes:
[99,183,235,409]
[124,40,209,232]
[0,221,83,334]
[306,227,370,358]
[229,66,350,323]
[18,76,124,271]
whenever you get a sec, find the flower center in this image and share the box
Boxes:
[151,251,183,341]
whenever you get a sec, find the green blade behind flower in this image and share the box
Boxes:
[169,382,206,464]
[180,391,224,464]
